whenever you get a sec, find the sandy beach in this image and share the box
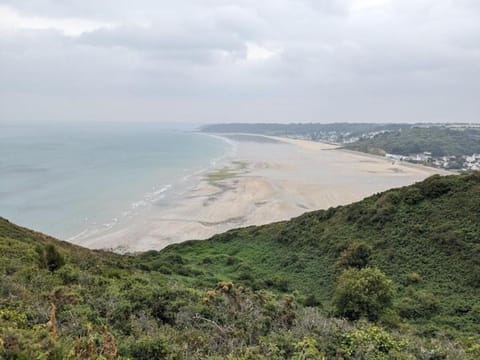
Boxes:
[75,135,451,253]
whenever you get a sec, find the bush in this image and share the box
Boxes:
[165,254,185,265]
[266,276,289,292]
[418,175,452,199]
[36,244,65,272]
[127,336,172,359]
[201,256,213,264]
[406,272,422,285]
[226,255,238,266]
[341,325,405,359]
[57,265,80,285]
[403,187,424,205]
[398,290,440,319]
[469,303,480,322]
[303,294,322,308]
[334,267,395,321]
[336,242,372,270]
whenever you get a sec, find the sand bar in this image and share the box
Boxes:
[74,134,451,253]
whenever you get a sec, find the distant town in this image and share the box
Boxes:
[385,152,480,171]
[287,130,480,171]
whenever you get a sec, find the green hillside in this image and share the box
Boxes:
[2,173,480,358]
[345,127,480,157]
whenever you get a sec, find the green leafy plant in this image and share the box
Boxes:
[334,267,394,321]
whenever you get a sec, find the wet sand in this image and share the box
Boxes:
[75,134,451,253]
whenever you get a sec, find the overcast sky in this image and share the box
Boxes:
[0,0,479,124]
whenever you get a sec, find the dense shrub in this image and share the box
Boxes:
[418,175,452,199]
[340,325,406,359]
[36,244,65,272]
[335,267,395,321]
[403,187,424,205]
[398,290,440,319]
[336,241,372,270]
[406,272,422,285]
[57,265,80,285]
[127,336,172,359]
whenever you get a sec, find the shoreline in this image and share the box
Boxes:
[74,133,451,253]
[67,133,237,244]
[214,132,455,174]
[205,132,457,175]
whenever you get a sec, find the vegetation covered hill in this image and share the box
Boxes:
[2,173,480,358]
[345,127,480,157]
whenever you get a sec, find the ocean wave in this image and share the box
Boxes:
[103,217,118,229]
[68,228,91,242]
[69,133,234,242]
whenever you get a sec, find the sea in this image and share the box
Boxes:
[0,122,231,240]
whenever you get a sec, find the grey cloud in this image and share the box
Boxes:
[0,0,479,123]
[78,25,247,64]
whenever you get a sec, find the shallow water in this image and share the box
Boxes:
[0,122,228,239]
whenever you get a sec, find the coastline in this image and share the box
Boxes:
[66,132,236,244]
[74,134,451,253]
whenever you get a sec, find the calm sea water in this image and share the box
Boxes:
[0,123,229,239]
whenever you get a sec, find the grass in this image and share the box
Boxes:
[204,161,249,183]
[205,167,238,182]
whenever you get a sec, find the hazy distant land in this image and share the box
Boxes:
[202,123,480,171]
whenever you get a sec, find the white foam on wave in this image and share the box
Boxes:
[122,184,173,218]
[195,134,238,177]
[70,132,234,242]
[103,217,118,229]
[151,184,172,198]
[68,228,91,242]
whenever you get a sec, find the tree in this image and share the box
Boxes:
[334,267,394,321]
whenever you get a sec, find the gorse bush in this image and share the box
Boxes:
[336,241,372,270]
[340,325,407,359]
[334,267,395,321]
[36,244,65,272]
